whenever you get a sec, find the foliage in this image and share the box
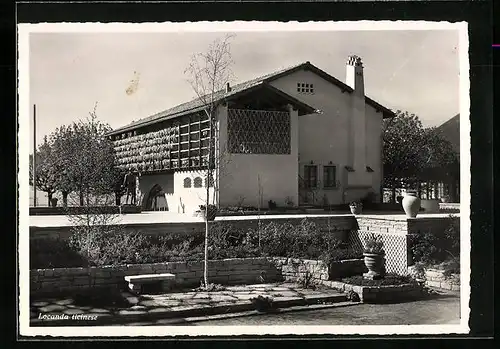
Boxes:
[31,219,355,269]
[29,136,58,205]
[251,219,344,259]
[268,200,277,210]
[345,290,361,302]
[342,273,419,286]
[383,111,458,200]
[363,234,384,254]
[30,238,89,269]
[320,249,364,265]
[250,295,275,312]
[47,104,119,206]
[408,215,460,267]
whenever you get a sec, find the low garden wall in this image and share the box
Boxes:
[321,279,425,303]
[29,206,142,216]
[407,266,460,291]
[30,258,283,297]
[269,258,366,283]
[424,268,460,291]
[30,257,368,297]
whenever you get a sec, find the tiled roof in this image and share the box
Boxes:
[109,61,395,135]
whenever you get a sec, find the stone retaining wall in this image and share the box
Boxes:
[270,258,366,283]
[30,258,283,297]
[407,266,460,291]
[30,257,367,297]
[321,280,425,303]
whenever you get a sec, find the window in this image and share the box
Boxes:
[304,165,317,188]
[297,82,315,94]
[194,177,203,188]
[323,166,337,188]
[183,177,191,188]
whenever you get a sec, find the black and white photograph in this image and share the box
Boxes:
[18,20,470,336]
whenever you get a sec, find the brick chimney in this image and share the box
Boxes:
[225,82,231,93]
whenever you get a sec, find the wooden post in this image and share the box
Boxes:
[33,104,37,207]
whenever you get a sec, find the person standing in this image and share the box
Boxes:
[123,168,137,205]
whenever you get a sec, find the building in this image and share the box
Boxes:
[107,57,395,213]
[434,113,460,202]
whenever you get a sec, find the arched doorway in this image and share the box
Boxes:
[144,184,169,211]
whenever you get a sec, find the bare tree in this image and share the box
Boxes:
[184,34,236,289]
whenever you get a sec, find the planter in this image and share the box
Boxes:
[402,191,421,218]
[363,252,385,280]
[420,199,440,213]
[200,205,217,221]
[349,206,362,215]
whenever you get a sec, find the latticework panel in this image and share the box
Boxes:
[348,230,409,275]
[227,109,290,154]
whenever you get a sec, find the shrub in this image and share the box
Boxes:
[408,214,460,268]
[31,218,353,268]
[250,295,274,312]
[363,234,384,254]
[320,249,364,265]
[30,238,88,269]
[255,219,344,259]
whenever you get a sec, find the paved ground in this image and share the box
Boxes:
[29,211,456,227]
[180,289,461,326]
[30,283,346,326]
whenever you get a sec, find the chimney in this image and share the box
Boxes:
[346,55,365,96]
[346,55,367,174]
[225,82,231,93]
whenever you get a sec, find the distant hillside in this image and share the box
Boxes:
[436,113,460,154]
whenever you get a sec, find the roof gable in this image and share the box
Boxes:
[109,61,395,135]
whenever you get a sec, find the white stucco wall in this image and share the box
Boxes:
[217,105,299,208]
[269,67,383,204]
[138,171,214,214]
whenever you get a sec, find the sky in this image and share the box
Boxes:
[28,27,460,150]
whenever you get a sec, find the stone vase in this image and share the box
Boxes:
[363,252,385,280]
[402,191,421,218]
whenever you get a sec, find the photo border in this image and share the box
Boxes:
[11,0,494,342]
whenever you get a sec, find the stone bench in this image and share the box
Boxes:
[124,273,176,294]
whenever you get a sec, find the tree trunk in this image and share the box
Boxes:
[203,111,213,289]
[62,191,68,208]
[47,192,52,207]
[79,190,84,206]
[391,186,396,204]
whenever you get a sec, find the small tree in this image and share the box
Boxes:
[184,34,236,289]
[29,136,57,206]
